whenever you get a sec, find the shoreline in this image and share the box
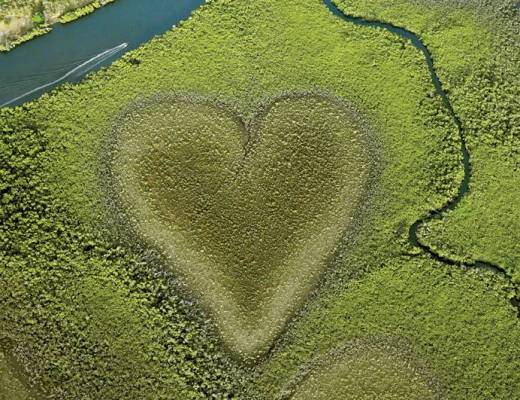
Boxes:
[0,0,116,52]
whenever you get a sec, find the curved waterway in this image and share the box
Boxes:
[0,0,517,313]
[324,0,520,315]
[0,0,205,107]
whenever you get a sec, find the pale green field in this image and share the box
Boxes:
[0,349,37,400]
[283,338,442,400]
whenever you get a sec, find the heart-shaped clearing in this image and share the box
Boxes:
[110,92,372,359]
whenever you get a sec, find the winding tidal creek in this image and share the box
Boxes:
[0,0,517,311]
[323,0,520,315]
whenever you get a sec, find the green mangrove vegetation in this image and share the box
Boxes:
[278,338,443,400]
[253,257,519,399]
[0,0,519,398]
[337,0,520,285]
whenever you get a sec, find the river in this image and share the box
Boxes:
[1,0,519,397]
[0,0,205,107]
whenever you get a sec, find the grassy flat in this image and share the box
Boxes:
[111,93,373,358]
[0,349,37,400]
[283,338,441,400]
[1,0,519,397]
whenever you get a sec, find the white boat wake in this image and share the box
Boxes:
[0,42,128,108]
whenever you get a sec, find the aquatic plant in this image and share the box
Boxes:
[0,0,519,398]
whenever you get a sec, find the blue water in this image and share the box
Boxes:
[0,0,516,311]
[0,0,205,107]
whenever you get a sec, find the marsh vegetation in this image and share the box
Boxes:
[0,0,519,398]
[109,92,375,358]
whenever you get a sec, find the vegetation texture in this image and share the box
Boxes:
[279,338,443,400]
[0,347,38,400]
[109,92,374,359]
[0,0,519,398]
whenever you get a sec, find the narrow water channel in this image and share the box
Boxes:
[323,0,520,314]
[0,0,516,313]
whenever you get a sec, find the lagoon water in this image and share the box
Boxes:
[0,0,205,107]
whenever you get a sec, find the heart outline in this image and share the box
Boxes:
[105,91,378,360]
